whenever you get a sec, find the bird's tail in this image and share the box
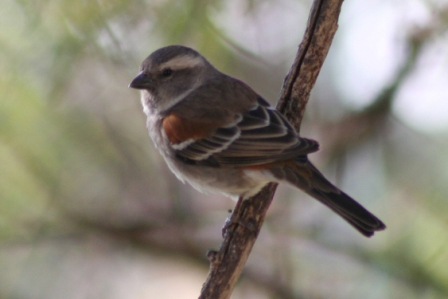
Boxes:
[269,157,386,237]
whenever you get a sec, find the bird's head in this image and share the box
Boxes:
[129,45,216,112]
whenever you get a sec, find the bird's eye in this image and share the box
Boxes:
[161,68,173,77]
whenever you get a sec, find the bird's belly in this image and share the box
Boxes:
[166,158,270,200]
[147,117,271,199]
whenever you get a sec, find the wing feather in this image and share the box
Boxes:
[164,97,319,166]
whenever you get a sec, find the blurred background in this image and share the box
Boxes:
[1,0,448,298]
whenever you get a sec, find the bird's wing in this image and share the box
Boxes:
[162,97,319,167]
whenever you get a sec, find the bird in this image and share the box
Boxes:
[129,45,386,237]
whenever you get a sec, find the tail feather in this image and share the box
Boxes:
[270,158,386,237]
[310,188,385,237]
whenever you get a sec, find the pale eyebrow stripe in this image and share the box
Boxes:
[159,55,204,70]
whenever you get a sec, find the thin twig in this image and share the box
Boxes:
[199,1,344,298]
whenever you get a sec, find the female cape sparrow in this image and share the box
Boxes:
[130,45,386,237]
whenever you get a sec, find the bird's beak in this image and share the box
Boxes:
[129,72,152,90]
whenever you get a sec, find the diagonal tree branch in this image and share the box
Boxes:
[199,1,344,298]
